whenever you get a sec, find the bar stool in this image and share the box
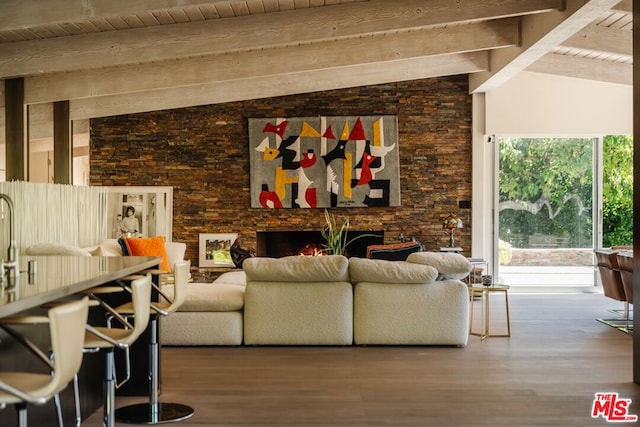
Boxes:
[0,298,89,427]
[114,260,195,424]
[84,275,152,427]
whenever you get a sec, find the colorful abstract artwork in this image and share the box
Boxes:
[249,116,400,208]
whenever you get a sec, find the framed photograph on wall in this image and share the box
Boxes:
[199,233,237,267]
[104,186,173,241]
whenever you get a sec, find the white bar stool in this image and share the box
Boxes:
[0,298,89,427]
[114,261,194,424]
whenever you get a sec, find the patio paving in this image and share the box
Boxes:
[497,265,598,293]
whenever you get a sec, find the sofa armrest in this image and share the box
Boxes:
[406,252,471,280]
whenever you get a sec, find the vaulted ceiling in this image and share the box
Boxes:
[0,0,632,120]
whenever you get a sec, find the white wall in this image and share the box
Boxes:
[485,71,632,136]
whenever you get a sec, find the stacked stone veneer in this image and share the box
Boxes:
[90,76,473,265]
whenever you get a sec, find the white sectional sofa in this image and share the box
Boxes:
[165,252,471,347]
[27,239,472,347]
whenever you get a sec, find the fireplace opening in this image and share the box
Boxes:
[256,230,384,258]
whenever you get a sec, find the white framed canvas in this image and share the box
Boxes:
[199,233,237,267]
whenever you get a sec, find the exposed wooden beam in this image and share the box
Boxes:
[526,52,632,85]
[469,0,622,93]
[562,24,631,57]
[69,52,488,119]
[611,0,632,13]
[0,1,232,31]
[25,19,517,104]
[0,0,561,78]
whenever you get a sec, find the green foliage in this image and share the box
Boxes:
[499,138,594,248]
[602,135,633,247]
[498,136,633,249]
[320,209,351,255]
[320,209,378,255]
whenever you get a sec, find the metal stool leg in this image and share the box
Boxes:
[114,315,194,424]
[104,348,116,427]
[16,403,27,427]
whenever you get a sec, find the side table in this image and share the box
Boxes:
[469,284,511,340]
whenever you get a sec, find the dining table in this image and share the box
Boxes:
[0,254,162,426]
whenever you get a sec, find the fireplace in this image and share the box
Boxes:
[256,230,384,258]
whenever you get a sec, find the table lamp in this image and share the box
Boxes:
[442,214,463,247]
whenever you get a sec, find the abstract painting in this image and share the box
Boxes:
[249,116,400,208]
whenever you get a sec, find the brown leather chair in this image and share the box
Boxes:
[595,249,626,302]
[616,251,633,306]
[595,249,631,332]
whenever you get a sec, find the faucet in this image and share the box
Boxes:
[0,193,18,278]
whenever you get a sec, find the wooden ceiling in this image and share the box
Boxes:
[0,0,632,119]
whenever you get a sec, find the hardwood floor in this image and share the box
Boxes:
[80,292,639,426]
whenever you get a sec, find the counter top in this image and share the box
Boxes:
[0,255,161,317]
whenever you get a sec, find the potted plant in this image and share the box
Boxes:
[320,209,377,256]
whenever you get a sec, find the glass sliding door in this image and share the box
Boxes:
[496,137,596,291]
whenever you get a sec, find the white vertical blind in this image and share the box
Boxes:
[0,182,108,256]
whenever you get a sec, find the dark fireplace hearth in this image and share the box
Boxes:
[256,230,384,258]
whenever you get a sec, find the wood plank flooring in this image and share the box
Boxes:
[79,292,639,426]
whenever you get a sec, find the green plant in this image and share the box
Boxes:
[498,239,512,265]
[320,209,377,256]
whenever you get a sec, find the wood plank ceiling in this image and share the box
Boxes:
[0,0,632,119]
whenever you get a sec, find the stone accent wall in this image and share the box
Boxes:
[90,76,473,265]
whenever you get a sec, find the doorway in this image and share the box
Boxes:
[495,137,597,292]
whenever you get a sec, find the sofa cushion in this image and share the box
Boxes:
[161,283,244,312]
[406,252,471,280]
[25,243,91,256]
[125,236,171,272]
[243,255,349,283]
[366,241,422,261]
[96,239,124,256]
[214,270,246,287]
[349,257,438,284]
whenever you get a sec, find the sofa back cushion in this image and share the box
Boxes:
[243,255,349,282]
[349,257,438,284]
[406,252,471,280]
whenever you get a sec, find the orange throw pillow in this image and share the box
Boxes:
[125,236,171,272]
